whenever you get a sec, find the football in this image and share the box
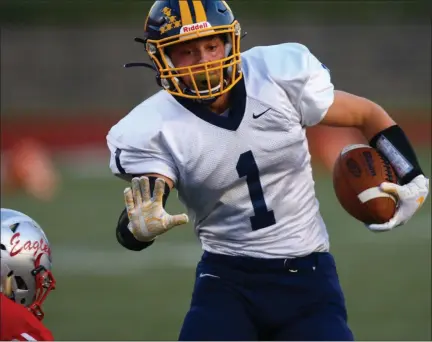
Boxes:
[333,144,398,224]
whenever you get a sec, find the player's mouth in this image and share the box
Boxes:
[192,72,221,91]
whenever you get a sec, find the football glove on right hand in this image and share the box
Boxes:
[124,176,189,242]
[367,174,429,232]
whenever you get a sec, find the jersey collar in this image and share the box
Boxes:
[173,77,247,131]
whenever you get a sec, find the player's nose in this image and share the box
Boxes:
[197,49,213,64]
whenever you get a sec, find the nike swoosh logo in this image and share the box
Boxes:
[199,273,220,279]
[252,108,271,119]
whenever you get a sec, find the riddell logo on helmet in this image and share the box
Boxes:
[180,21,212,34]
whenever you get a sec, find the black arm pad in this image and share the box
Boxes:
[369,125,423,185]
[115,176,171,251]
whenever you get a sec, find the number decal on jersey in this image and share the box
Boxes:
[236,151,276,230]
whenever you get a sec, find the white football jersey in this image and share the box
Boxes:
[107,43,335,258]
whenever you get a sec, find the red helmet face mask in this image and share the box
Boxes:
[28,254,56,320]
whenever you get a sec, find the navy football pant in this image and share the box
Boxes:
[178,251,354,341]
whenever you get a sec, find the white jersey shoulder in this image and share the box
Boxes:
[106,90,189,183]
[242,42,334,127]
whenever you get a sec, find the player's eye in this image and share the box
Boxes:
[180,49,193,56]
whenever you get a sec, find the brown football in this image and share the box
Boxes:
[333,144,398,224]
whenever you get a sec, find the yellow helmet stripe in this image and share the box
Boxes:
[192,1,207,22]
[179,0,193,25]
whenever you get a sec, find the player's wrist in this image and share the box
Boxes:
[116,208,155,251]
[369,124,424,185]
[127,222,158,242]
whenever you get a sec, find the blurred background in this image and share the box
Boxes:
[1,0,430,340]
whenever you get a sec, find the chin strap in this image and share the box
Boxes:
[124,62,156,70]
[123,37,157,70]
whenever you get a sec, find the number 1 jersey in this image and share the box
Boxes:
[107,43,334,258]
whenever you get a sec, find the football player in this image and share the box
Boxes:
[107,0,429,340]
[1,208,56,341]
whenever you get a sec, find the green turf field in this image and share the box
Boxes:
[1,149,430,340]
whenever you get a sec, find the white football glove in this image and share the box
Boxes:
[124,176,189,242]
[367,174,429,232]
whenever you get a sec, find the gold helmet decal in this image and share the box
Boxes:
[159,7,182,34]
